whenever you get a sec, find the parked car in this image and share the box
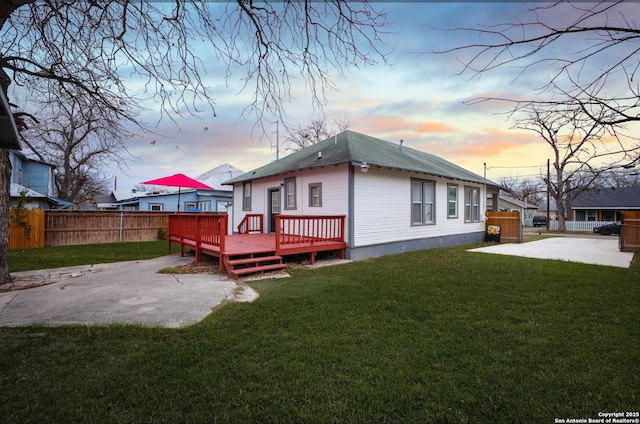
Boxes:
[593,222,621,236]
[532,216,547,227]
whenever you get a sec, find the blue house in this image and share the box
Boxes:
[97,164,243,212]
[9,150,73,209]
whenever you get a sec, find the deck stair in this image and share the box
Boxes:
[223,251,287,279]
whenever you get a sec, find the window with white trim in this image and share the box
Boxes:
[284,177,296,209]
[309,183,322,207]
[242,182,251,211]
[464,186,480,222]
[149,203,163,211]
[447,184,458,218]
[411,179,435,225]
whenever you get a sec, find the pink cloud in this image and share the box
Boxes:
[415,122,455,133]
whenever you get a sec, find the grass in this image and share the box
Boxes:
[1,241,639,423]
[8,240,174,272]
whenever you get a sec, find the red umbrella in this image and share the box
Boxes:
[141,173,213,212]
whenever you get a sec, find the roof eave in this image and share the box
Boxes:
[0,90,22,150]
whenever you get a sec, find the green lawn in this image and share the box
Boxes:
[8,240,174,272]
[1,242,638,423]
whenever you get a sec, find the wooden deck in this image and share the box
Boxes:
[168,213,346,279]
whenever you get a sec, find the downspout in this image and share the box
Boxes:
[347,164,355,258]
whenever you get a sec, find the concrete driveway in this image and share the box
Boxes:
[468,236,634,268]
[0,254,258,328]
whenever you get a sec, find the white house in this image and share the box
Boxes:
[224,131,500,261]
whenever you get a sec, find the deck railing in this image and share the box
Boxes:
[237,214,264,234]
[276,215,345,248]
[168,213,228,257]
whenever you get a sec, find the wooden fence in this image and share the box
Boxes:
[486,211,522,243]
[9,209,46,249]
[44,211,170,247]
[620,211,640,252]
[9,210,172,249]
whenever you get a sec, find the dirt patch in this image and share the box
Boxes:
[163,258,219,274]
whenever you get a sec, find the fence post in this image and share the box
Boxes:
[119,211,124,242]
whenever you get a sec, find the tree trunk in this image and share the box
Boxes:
[0,149,12,283]
[555,165,566,232]
[0,1,34,283]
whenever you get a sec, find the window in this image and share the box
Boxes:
[447,184,458,218]
[284,177,296,209]
[271,189,281,214]
[309,183,322,207]
[215,201,227,212]
[464,186,480,222]
[411,179,435,225]
[242,182,251,211]
[199,201,211,212]
[149,203,163,211]
[185,202,197,211]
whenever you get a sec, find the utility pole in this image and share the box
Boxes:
[271,121,279,160]
[546,158,550,231]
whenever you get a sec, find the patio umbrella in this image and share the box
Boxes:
[141,173,214,212]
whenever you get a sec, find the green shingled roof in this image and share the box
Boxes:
[224,130,498,188]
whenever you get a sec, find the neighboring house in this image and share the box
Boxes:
[571,186,640,221]
[9,150,73,209]
[224,130,500,261]
[96,164,243,212]
[486,193,539,225]
[537,198,559,222]
[4,92,71,209]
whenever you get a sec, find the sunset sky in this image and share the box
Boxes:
[112,2,622,191]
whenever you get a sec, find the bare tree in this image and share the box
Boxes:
[283,117,351,152]
[497,176,545,206]
[19,85,131,204]
[432,0,640,230]
[513,103,639,231]
[439,1,640,128]
[594,168,640,188]
[0,0,389,283]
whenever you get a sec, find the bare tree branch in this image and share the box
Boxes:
[513,102,640,231]
[0,0,390,282]
[20,84,133,204]
[283,117,351,153]
[435,1,640,127]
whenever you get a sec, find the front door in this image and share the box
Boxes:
[269,188,281,233]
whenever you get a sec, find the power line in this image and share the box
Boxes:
[491,173,543,179]
[486,165,545,170]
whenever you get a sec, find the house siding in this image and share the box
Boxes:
[232,164,350,237]
[352,167,485,248]
[233,164,488,256]
[22,162,54,197]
